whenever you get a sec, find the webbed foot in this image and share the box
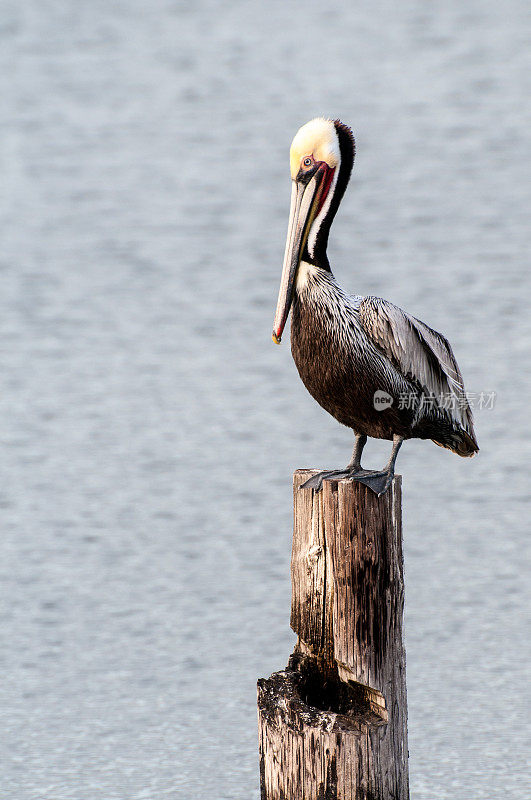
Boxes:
[348,469,394,496]
[300,469,353,492]
[300,468,394,496]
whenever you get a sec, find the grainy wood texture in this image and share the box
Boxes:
[257,470,409,800]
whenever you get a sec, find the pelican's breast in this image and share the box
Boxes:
[290,266,410,437]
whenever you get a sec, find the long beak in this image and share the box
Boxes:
[272,172,323,344]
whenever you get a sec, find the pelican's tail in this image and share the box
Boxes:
[432,428,479,458]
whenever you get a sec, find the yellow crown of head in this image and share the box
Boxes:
[289,118,341,179]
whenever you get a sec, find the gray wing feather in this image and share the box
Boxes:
[358,296,474,433]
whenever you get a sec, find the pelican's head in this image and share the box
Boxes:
[272,117,355,344]
[289,117,341,180]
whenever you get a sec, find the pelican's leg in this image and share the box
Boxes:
[300,434,368,491]
[346,433,367,471]
[349,434,403,496]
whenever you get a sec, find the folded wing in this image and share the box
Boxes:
[358,296,476,441]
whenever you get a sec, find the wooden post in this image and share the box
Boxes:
[257,469,409,800]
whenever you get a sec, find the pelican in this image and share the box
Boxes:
[272,118,478,495]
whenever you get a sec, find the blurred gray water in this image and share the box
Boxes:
[1,1,530,798]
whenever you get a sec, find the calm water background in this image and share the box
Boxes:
[1,1,530,798]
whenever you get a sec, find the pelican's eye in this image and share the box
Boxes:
[303,157,312,168]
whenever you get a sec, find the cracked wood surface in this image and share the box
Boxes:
[258,471,409,800]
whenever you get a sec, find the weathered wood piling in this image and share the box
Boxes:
[257,469,409,800]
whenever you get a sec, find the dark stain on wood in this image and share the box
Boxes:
[288,650,385,722]
[317,754,338,800]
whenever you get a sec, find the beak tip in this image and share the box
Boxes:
[272,331,282,345]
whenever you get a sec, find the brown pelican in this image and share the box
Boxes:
[272,118,478,495]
